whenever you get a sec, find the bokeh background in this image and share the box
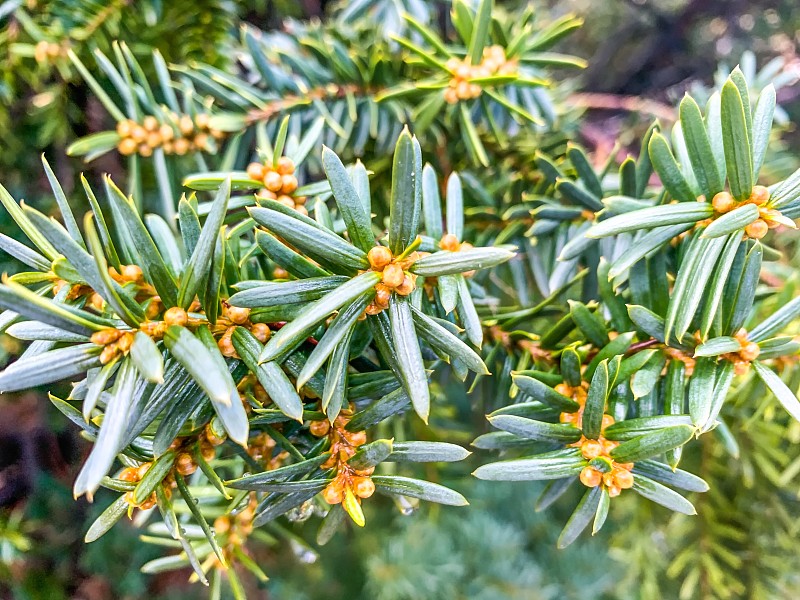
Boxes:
[1,1,799,598]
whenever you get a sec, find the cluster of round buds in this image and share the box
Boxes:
[663,346,697,376]
[215,304,271,357]
[144,306,192,334]
[556,381,590,427]
[238,374,270,406]
[569,415,634,497]
[91,328,135,365]
[443,45,517,104]
[94,307,192,364]
[213,494,258,551]
[721,328,761,375]
[247,157,306,214]
[118,463,169,510]
[363,246,418,316]
[314,414,374,523]
[248,432,288,469]
[52,279,96,306]
[711,185,794,240]
[169,423,227,479]
[578,457,634,498]
[108,265,158,304]
[34,40,68,63]
[116,113,223,158]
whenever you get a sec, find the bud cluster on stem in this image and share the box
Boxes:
[313,413,374,526]
[248,157,306,214]
[711,185,794,239]
[443,45,517,103]
[363,246,419,316]
[116,112,223,157]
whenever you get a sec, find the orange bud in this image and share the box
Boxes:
[139,493,157,510]
[374,286,391,308]
[554,383,572,397]
[159,124,174,141]
[323,483,344,504]
[143,116,159,132]
[395,275,415,296]
[118,467,139,482]
[121,264,144,282]
[276,156,295,175]
[601,414,615,430]
[250,322,271,343]
[280,174,298,194]
[99,345,118,365]
[226,305,251,325]
[277,195,295,208]
[194,113,210,130]
[130,126,147,143]
[613,468,634,489]
[164,306,188,327]
[745,219,768,239]
[581,439,604,460]
[200,442,216,462]
[367,246,393,270]
[439,233,460,251]
[91,328,123,346]
[382,263,405,288]
[711,191,735,213]
[734,360,749,376]
[204,425,227,447]
[309,420,331,437]
[353,477,375,499]
[218,336,236,358]
[749,185,770,205]
[365,303,383,316]
[136,462,152,480]
[264,171,283,192]
[145,300,162,320]
[175,452,197,476]
[580,466,602,487]
[179,115,194,136]
[246,162,266,181]
[601,438,619,454]
[118,138,138,155]
[739,341,760,361]
[173,138,190,155]
[116,332,134,353]
[116,120,133,137]
[348,430,368,447]
[213,516,231,534]
[194,133,209,151]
